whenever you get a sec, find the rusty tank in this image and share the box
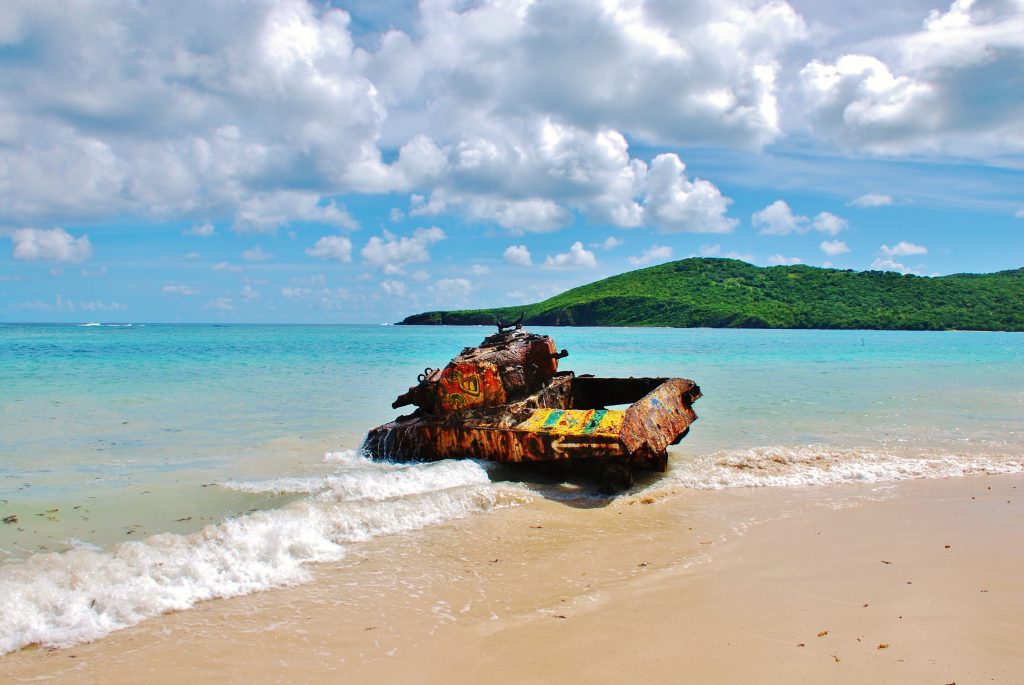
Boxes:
[362,322,701,491]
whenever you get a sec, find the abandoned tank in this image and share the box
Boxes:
[362,323,701,492]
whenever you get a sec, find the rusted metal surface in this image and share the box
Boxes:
[621,378,700,457]
[364,420,626,465]
[363,327,700,486]
[392,327,563,413]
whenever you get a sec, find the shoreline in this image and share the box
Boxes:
[394,321,1024,333]
[2,472,1021,683]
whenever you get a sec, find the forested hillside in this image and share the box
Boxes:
[399,259,1024,331]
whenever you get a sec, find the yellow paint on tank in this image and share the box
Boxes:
[517,408,624,437]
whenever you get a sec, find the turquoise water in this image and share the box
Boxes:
[3,323,1022,522]
[0,323,1021,653]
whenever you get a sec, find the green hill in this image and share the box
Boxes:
[399,258,1024,331]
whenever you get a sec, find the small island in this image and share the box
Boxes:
[400,258,1024,331]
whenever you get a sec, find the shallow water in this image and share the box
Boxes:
[0,323,1021,653]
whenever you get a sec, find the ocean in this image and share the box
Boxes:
[1,323,1021,654]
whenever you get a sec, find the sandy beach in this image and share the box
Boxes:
[1,471,1020,684]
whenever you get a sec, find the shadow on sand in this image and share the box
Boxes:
[482,461,666,509]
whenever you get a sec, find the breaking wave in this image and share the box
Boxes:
[77,322,135,327]
[0,455,502,655]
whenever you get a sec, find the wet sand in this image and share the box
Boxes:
[1,473,1021,684]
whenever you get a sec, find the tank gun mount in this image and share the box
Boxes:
[495,311,525,334]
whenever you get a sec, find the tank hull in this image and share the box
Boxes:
[363,375,700,474]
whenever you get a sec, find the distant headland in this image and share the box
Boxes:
[398,258,1024,331]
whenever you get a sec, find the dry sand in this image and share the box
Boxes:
[1,473,1021,684]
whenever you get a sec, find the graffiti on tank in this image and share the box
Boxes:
[438,362,505,413]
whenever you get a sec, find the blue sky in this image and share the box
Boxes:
[0,0,1021,323]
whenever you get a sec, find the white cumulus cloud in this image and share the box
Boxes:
[642,154,737,233]
[628,245,674,267]
[503,244,533,267]
[8,227,93,263]
[372,0,806,150]
[813,212,848,236]
[543,242,597,270]
[871,256,915,274]
[361,227,445,274]
[379,280,408,297]
[799,1,1024,157]
[234,192,359,235]
[753,202,848,236]
[0,2,386,225]
[871,241,928,274]
[881,241,928,256]
[306,235,353,263]
[820,240,850,256]
[768,254,802,265]
[752,200,806,236]
[592,236,624,251]
[472,197,571,234]
[0,0,801,236]
[0,0,1017,240]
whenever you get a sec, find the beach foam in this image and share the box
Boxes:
[660,444,1024,491]
[0,457,499,655]
[225,455,492,501]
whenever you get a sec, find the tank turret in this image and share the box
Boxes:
[392,324,568,416]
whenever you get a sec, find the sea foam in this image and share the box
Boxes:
[225,456,492,500]
[659,444,1024,491]
[0,456,497,655]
